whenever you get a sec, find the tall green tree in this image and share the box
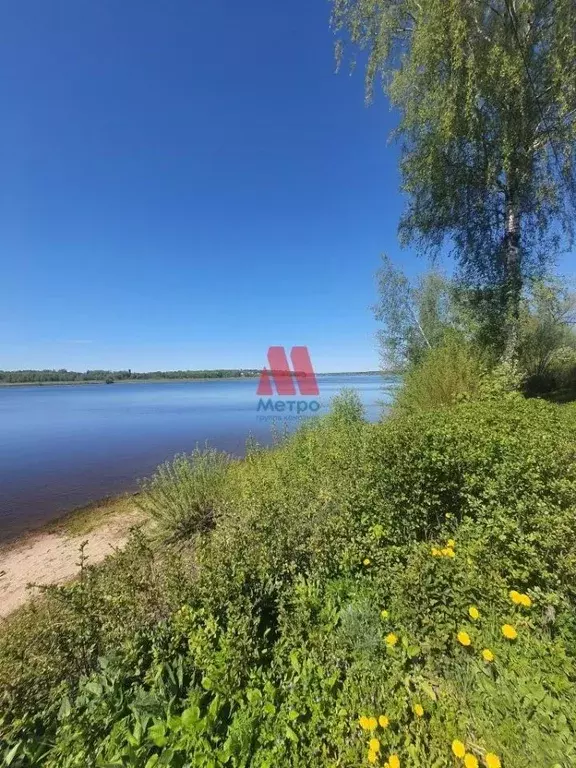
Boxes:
[518,276,576,384]
[332,0,576,358]
[374,255,458,369]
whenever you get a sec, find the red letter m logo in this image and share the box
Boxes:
[257,346,319,396]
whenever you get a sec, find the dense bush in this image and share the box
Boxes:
[2,394,576,766]
[137,448,232,543]
[517,279,576,398]
[523,346,576,399]
[392,335,487,414]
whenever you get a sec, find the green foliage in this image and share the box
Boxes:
[0,369,261,384]
[478,360,525,399]
[327,387,365,423]
[374,256,461,369]
[137,448,231,543]
[3,394,576,766]
[518,278,576,396]
[364,397,576,594]
[332,0,576,354]
[392,335,487,414]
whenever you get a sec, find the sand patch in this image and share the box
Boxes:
[0,502,144,619]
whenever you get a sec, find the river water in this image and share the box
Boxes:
[0,373,398,542]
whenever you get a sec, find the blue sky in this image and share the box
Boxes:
[0,1,572,373]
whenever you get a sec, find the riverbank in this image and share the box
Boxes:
[0,494,145,619]
[2,394,575,766]
[0,372,386,387]
[0,374,389,543]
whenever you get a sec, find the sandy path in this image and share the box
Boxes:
[0,509,143,619]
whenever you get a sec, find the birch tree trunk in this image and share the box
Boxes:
[503,203,522,362]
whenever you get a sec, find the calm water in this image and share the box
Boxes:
[0,374,397,542]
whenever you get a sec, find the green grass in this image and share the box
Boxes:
[2,392,576,767]
[44,493,143,538]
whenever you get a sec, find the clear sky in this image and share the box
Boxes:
[0,1,572,373]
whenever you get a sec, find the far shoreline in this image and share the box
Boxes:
[0,376,255,387]
[0,371,389,388]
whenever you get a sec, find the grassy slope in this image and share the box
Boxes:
[44,494,143,537]
[1,393,576,767]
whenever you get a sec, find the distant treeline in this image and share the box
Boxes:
[0,369,261,384]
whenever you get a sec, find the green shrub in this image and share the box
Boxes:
[137,447,231,543]
[361,397,576,592]
[328,387,365,424]
[392,335,486,415]
[523,346,576,399]
[0,533,191,729]
[517,278,576,399]
[3,394,576,766]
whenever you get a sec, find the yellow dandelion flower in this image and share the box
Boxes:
[519,593,532,608]
[378,715,389,728]
[369,738,381,753]
[388,755,400,768]
[385,633,398,647]
[359,716,371,730]
[501,624,517,640]
[509,590,522,604]
[447,538,456,548]
[457,631,472,646]
[482,648,495,662]
[380,610,389,620]
[485,753,501,768]
[431,547,441,557]
[413,703,424,717]
[444,547,456,558]
[468,606,480,620]
[464,754,479,768]
[452,740,466,759]
[367,749,378,764]
[363,558,371,566]
[367,717,378,730]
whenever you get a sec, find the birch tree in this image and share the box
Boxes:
[332,0,576,358]
[374,255,457,369]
